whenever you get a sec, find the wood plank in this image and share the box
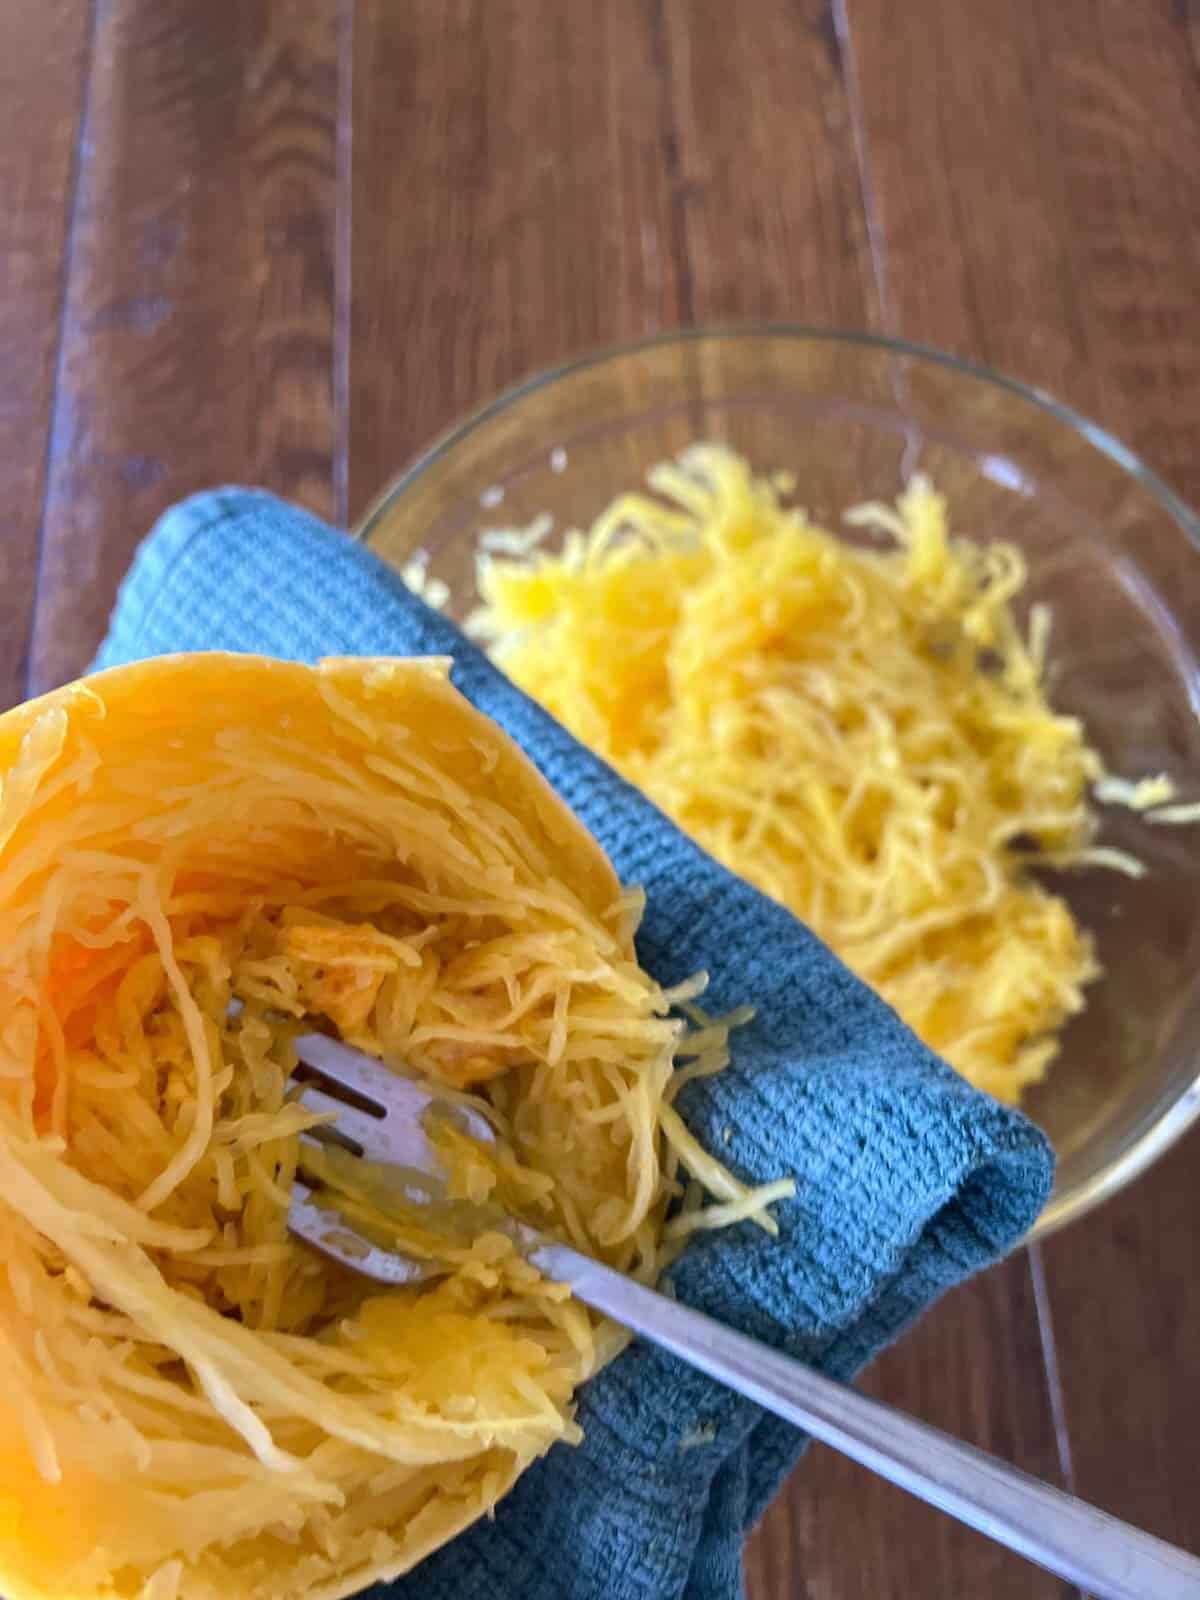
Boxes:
[838,0,1093,391]
[0,1,91,708]
[845,0,1200,1569]
[28,0,341,697]
[661,0,882,329]
[348,0,686,518]
[843,0,1200,504]
[655,5,1071,1593]
[1042,1132,1200,1557]
[1034,0,1200,510]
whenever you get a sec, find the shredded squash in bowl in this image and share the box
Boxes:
[0,653,769,1600]
[470,445,1189,1106]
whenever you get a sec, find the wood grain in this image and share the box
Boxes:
[28,0,340,697]
[0,0,91,708]
[845,0,1200,1570]
[348,0,686,518]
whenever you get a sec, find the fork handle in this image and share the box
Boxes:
[530,1240,1200,1599]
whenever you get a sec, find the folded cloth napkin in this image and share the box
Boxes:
[95,489,1054,1600]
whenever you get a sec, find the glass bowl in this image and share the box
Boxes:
[357,327,1200,1238]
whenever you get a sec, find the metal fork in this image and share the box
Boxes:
[287,1033,1200,1599]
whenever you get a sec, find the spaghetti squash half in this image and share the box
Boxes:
[0,653,764,1600]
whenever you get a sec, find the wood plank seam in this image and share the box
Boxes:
[334,0,353,528]
[1029,1243,1078,1496]
[25,0,100,700]
[831,0,897,332]
[646,0,697,329]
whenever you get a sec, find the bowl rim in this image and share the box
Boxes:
[355,322,1200,1237]
[355,322,1200,559]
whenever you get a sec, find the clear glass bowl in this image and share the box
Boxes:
[357,328,1200,1238]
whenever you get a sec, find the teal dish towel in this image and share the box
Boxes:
[95,490,1055,1600]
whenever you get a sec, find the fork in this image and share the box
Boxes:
[287,1032,1200,1599]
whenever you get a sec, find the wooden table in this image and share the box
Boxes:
[3,3,1198,1595]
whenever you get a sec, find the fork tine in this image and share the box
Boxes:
[287,1179,434,1286]
[293,1085,392,1162]
[294,1033,498,1148]
[294,1034,396,1108]
[293,1077,468,1173]
[287,1034,504,1282]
